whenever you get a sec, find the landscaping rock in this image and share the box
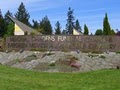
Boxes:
[0,51,120,72]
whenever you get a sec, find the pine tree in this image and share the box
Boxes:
[55,21,61,35]
[75,19,82,32]
[32,20,43,33]
[84,24,89,35]
[62,30,67,35]
[0,9,5,37]
[103,13,111,35]
[111,29,115,35]
[66,7,75,35]
[4,23,14,37]
[116,29,120,36]
[4,10,13,24]
[15,2,30,26]
[32,20,39,29]
[39,16,52,34]
[4,10,14,37]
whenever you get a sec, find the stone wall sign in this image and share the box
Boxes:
[6,35,120,51]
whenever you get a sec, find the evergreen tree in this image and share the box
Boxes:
[62,30,67,35]
[0,9,5,37]
[32,20,43,33]
[111,29,115,35]
[66,7,75,35]
[32,19,39,29]
[39,16,52,34]
[75,19,82,32]
[116,29,120,36]
[55,21,61,34]
[4,10,12,24]
[95,29,103,35]
[15,2,30,26]
[103,13,111,35]
[90,33,93,35]
[83,24,89,35]
[4,23,14,37]
[4,10,14,37]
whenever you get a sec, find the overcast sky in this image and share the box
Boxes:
[0,0,120,34]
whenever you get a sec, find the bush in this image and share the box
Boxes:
[47,52,55,56]
[30,32,35,35]
[91,51,103,54]
[88,54,99,58]
[31,48,47,52]
[70,56,78,61]
[95,29,103,35]
[24,54,37,61]
[116,51,120,54]
[99,55,106,59]
[5,58,20,66]
[61,48,70,52]
[49,63,55,67]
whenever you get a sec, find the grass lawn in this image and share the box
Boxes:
[0,65,120,90]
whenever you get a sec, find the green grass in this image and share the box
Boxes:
[0,65,120,90]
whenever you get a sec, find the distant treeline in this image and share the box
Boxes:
[0,2,120,38]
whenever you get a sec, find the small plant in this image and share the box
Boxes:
[71,57,78,60]
[0,48,4,52]
[91,51,103,54]
[33,62,49,71]
[24,31,28,35]
[15,58,20,62]
[30,32,35,35]
[88,54,98,58]
[31,48,47,52]
[49,63,55,66]
[47,52,55,56]
[24,54,37,61]
[99,55,106,59]
[116,51,120,54]
[82,50,103,54]
[61,48,70,52]
[5,58,20,66]
[82,50,91,53]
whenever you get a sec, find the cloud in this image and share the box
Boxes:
[76,8,108,13]
[28,0,69,12]
[0,0,47,14]
[0,0,69,15]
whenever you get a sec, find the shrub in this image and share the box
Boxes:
[70,56,78,61]
[24,54,37,61]
[88,54,98,58]
[47,52,55,56]
[5,58,20,66]
[91,51,103,54]
[31,48,47,52]
[24,31,28,35]
[30,32,35,35]
[116,51,120,54]
[61,48,70,52]
[99,55,106,59]
[33,62,49,71]
[49,63,55,67]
